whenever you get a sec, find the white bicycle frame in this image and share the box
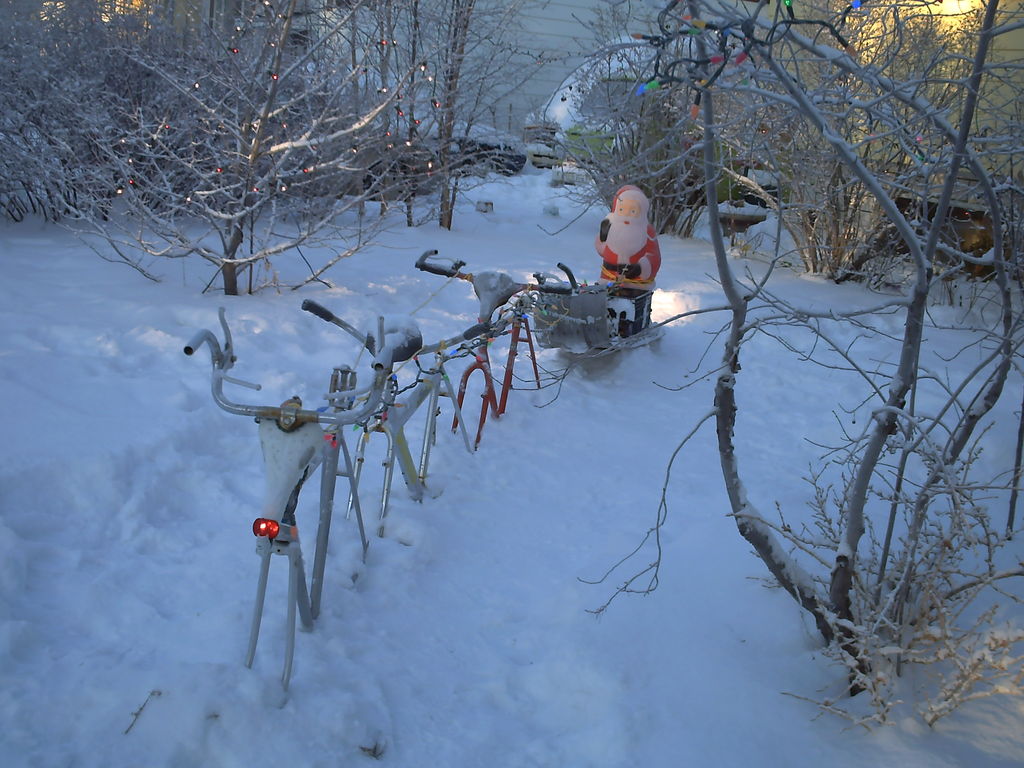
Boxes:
[344,350,476,539]
[184,305,482,696]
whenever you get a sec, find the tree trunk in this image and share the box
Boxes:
[439,180,457,230]
[436,0,474,231]
[222,222,245,296]
[697,79,836,646]
[221,260,239,296]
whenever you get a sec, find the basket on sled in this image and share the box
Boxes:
[531,284,653,352]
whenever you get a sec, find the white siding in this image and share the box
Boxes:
[484,0,659,136]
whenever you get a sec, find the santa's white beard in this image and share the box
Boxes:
[605,217,646,261]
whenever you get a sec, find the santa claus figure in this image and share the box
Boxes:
[595,184,661,293]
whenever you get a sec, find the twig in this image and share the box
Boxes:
[123,689,162,735]
[582,409,717,615]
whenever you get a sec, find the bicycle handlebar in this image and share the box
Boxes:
[303,292,491,359]
[416,249,467,278]
[300,298,336,324]
[183,328,221,361]
[418,248,576,310]
[459,322,490,340]
[529,264,577,295]
[417,321,491,356]
[183,307,236,370]
[532,278,572,296]
[184,306,390,428]
[301,299,369,349]
[556,263,579,290]
[184,303,494,429]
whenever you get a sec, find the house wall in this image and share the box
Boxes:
[979,0,1024,179]
[985,0,1024,118]
[481,0,660,137]
[159,0,660,139]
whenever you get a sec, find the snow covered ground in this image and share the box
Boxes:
[1,171,1022,767]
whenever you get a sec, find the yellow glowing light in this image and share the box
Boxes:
[940,0,974,16]
[651,287,703,324]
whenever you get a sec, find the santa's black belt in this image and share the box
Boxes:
[603,261,628,273]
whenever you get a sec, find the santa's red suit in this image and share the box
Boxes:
[595,185,661,292]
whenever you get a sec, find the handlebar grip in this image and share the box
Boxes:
[416,249,466,278]
[415,249,439,268]
[556,263,578,290]
[460,322,490,340]
[183,335,202,356]
[184,328,216,356]
[301,299,337,324]
[301,298,369,348]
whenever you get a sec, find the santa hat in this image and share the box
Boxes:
[610,185,650,217]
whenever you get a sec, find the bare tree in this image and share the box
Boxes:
[594,0,1024,723]
[64,0,426,294]
[4,0,545,279]
[425,0,540,230]
[323,0,543,232]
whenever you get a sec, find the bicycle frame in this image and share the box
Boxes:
[185,304,486,697]
[344,350,476,538]
[414,252,552,447]
[450,298,543,447]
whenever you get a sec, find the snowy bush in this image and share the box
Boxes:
[0,2,132,223]
[2,0,544,287]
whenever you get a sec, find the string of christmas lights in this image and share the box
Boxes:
[634,0,869,121]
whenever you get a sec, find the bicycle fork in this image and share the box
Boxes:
[244,418,324,694]
[245,508,313,693]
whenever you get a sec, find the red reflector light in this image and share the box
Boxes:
[253,518,280,539]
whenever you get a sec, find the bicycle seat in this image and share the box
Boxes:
[472,271,525,320]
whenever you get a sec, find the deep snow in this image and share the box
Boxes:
[1,171,1022,767]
